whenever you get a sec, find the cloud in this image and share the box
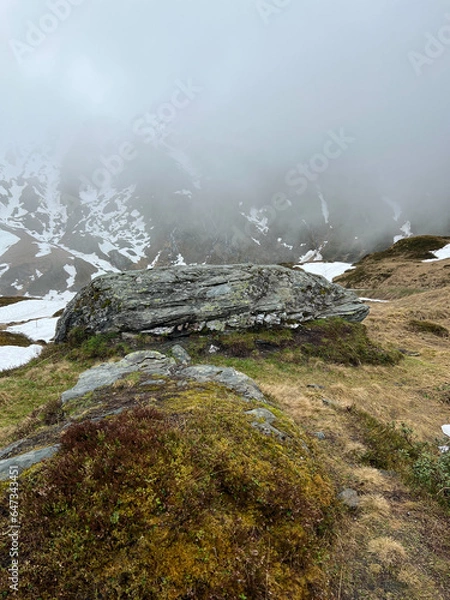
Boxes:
[1,0,450,249]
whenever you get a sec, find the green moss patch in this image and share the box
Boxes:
[67,331,130,361]
[0,386,334,599]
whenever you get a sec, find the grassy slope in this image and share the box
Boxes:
[0,239,450,599]
[335,235,450,296]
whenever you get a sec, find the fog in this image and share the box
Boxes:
[1,0,450,259]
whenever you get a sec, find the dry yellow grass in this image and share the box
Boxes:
[254,269,450,599]
[367,536,407,568]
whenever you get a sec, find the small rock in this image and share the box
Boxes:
[0,445,60,480]
[121,332,139,342]
[245,409,287,440]
[0,439,25,460]
[250,421,287,440]
[245,408,277,424]
[171,344,192,364]
[61,351,175,403]
[181,365,266,403]
[209,344,220,354]
[140,379,166,387]
[338,488,360,508]
[322,398,335,406]
[398,348,420,357]
[314,431,326,440]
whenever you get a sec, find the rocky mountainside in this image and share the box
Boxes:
[2,143,445,298]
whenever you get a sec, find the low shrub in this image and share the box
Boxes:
[296,319,402,366]
[413,451,450,505]
[349,409,450,510]
[189,319,401,367]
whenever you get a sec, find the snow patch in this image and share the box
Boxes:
[7,317,59,343]
[242,208,269,235]
[149,250,162,269]
[318,191,329,225]
[64,264,77,288]
[40,290,75,303]
[298,249,323,263]
[359,297,389,303]
[299,261,354,282]
[99,240,116,255]
[393,221,413,244]
[0,230,20,257]
[174,189,193,199]
[35,242,53,257]
[0,299,68,324]
[277,238,293,250]
[383,196,402,222]
[0,345,43,372]
[422,243,450,263]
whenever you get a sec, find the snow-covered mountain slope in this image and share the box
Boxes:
[0,143,447,298]
[0,146,153,296]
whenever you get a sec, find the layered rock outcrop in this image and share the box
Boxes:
[55,264,369,342]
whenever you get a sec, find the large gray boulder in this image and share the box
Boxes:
[55,264,368,342]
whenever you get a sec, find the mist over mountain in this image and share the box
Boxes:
[1,0,449,295]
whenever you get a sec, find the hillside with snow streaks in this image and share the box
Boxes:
[0,142,442,299]
[0,147,153,296]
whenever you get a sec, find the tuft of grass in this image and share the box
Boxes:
[0,330,32,347]
[67,332,130,361]
[0,387,335,599]
[367,536,407,569]
[407,319,449,338]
